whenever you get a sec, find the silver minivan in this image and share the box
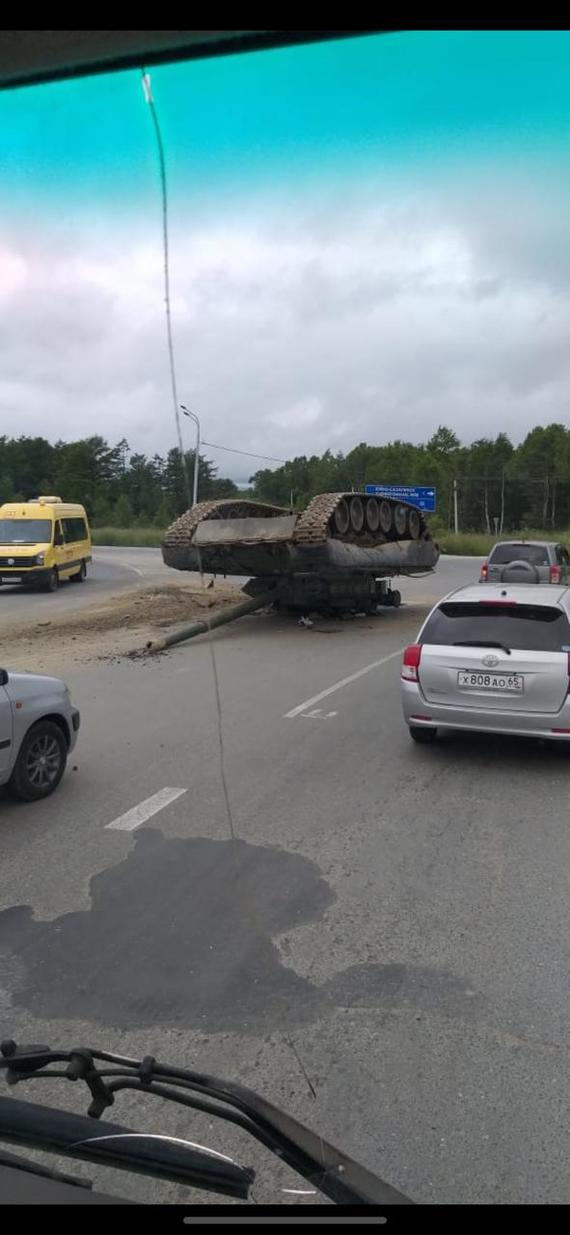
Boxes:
[0,668,80,800]
[401,584,570,744]
[480,540,570,585]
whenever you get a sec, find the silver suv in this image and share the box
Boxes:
[0,669,80,801]
[401,583,570,745]
[480,540,570,585]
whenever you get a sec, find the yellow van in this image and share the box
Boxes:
[0,497,92,592]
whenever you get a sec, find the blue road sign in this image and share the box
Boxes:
[364,484,436,512]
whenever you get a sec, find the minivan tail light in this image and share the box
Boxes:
[549,564,561,583]
[402,644,422,681]
[480,560,488,580]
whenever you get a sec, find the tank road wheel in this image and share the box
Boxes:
[349,496,365,533]
[394,504,408,537]
[408,508,421,540]
[379,500,392,534]
[365,498,380,532]
[333,499,350,535]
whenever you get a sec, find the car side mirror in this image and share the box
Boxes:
[0,669,8,686]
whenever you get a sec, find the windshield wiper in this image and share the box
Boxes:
[454,640,511,656]
[0,1093,251,1199]
[0,1040,413,1205]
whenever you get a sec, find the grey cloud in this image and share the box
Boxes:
[438,168,570,291]
[1,186,570,474]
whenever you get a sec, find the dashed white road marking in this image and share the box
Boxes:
[284,648,404,718]
[106,787,187,832]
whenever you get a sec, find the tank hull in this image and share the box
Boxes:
[162,492,439,612]
[163,531,438,579]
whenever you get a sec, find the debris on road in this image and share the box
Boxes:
[133,587,278,657]
[0,581,244,673]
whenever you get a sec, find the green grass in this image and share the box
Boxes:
[91,526,165,547]
[436,530,570,556]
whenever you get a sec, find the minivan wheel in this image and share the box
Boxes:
[9,720,68,801]
[45,568,59,592]
[409,724,437,744]
[71,561,87,582]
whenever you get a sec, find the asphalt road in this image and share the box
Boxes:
[0,546,176,622]
[0,553,568,1206]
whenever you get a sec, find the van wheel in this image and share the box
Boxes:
[9,720,68,801]
[71,561,87,583]
[45,568,59,593]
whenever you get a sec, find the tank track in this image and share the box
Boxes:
[163,492,431,558]
[163,498,288,552]
[293,492,429,546]
[292,492,345,545]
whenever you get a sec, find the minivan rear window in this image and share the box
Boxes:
[421,602,570,653]
[489,544,549,565]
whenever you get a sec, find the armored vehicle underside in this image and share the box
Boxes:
[162,492,439,613]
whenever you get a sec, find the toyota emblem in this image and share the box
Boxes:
[482,653,499,668]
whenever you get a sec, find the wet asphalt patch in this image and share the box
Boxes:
[0,829,484,1031]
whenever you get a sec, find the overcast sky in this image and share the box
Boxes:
[2,31,570,482]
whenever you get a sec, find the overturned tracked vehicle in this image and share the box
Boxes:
[162,492,439,615]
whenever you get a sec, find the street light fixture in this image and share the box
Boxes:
[180,405,200,507]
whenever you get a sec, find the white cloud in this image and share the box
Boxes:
[1,179,569,479]
[0,248,27,299]
[268,396,324,431]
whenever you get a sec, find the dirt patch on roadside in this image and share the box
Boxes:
[0,581,245,674]
[0,582,432,677]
